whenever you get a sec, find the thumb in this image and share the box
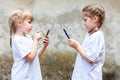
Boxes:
[36,30,40,33]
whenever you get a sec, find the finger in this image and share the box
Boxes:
[43,38,49,43]
[44,38,49,42]
[43,40,48,43]
[44,36,49,39]
[36,29,40,33]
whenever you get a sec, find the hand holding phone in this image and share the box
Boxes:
[63,28,70,39]
[45,29,50,38]
[43,29,50,43]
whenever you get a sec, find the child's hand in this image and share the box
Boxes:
[43,36,49,47]
[34,30,42,42]
[68,39,79,49]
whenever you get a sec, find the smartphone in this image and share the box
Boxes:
[45,29,50,38]
[63,28,70,39]
[43,29,50,43]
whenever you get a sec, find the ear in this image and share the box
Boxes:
[17,20,23,27]
[93,16,99,23]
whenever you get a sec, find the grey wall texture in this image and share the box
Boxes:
[0,0,120,79]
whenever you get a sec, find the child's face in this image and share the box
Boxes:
[22,19,33,34]
[82,12,97,32]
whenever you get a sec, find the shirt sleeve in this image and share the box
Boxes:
[14,39,32,58]
[84,33,104,63]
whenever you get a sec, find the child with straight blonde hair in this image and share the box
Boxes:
[9,9,49,80]
[68,4,105,80]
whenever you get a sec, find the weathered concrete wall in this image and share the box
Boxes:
[0,0,120,79]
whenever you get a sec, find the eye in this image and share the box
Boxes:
[28,21,32,24]
[84,19,87,22]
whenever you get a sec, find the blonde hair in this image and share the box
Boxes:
[8,8,34,47]
[82,4,105,28]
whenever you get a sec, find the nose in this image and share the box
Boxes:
[30,26,33,30]
[30,25,32,30]
[31,24,33,28]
